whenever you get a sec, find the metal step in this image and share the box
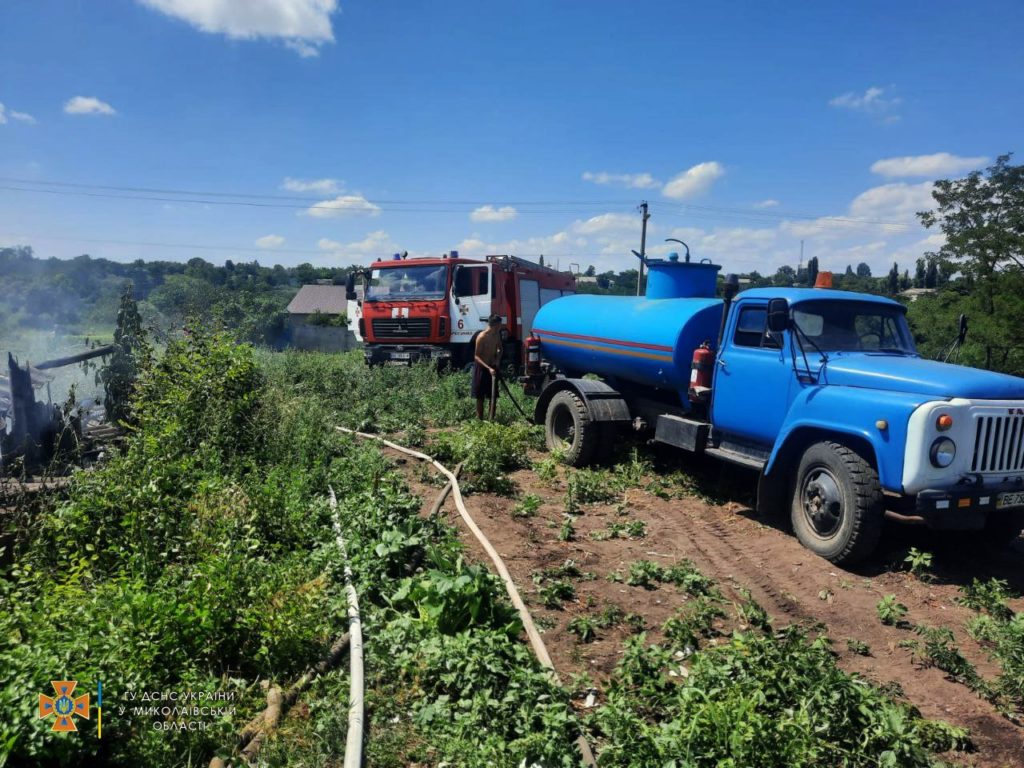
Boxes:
[704,446,765,470]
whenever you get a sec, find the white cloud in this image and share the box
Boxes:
[255,234,286,248]
[699,227,777,255]
[571,212,639,235]
[870,152,987,178]
[753,199,779,209]
[282,177,340,193]
[64,96,117,116]
[137,0,338,56]
[849,181,935,222]
[661,161,725,200]
[780,216,868,241]
[305,194,381,218]
[829,86,902,114]
[316,230,409,262]
[470,205,518,223]
[0,104,36,125]
[581,171,661,189]
[456,230,584,263]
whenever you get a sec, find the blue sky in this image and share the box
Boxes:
[1,0,1021,275]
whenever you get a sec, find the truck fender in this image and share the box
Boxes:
[762,386,925,495]
[533,378,631,426]
[757,423,883,516]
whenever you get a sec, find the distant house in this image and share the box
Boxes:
[286,284,350,320]
[900,287,938,302]
[286,285,361,352]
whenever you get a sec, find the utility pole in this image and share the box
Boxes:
[636,201,650,296]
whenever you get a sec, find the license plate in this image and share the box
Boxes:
[996,491,1024,509]
[390,352,411,360]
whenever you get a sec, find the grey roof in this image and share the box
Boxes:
[287,284,350,315]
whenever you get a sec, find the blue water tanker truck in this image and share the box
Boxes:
[525,253,1024,564]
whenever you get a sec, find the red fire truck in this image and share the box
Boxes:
[346,252,576,370]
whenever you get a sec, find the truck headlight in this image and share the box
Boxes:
[929,437,956,468]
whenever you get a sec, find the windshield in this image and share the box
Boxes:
[792,300,916,354]
[366,264,448,300]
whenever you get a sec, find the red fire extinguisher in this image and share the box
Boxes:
[525,334,542,377]
[688,340,715,404]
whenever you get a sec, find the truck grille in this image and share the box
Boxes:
[371,318,431,339]
[971,414,1024,473]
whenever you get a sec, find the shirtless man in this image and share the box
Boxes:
[472,314,503,420]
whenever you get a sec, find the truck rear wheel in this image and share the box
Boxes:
[545,390,599,467]
[790,441,883,565]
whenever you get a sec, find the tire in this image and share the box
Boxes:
[545,390,600,467]
[790,441,883,565]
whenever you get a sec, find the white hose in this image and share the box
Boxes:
[328,486,364,768]
[335,427,597,766]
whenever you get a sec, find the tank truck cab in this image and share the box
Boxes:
[529,255,1024,565]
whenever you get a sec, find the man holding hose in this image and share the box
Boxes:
[472,314,503,420]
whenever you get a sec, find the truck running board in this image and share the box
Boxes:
[704,447,765,471]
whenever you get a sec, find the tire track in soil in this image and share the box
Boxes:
[671,502,1024,767]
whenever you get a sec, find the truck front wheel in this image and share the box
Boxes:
[545,390,599,467]
[790,441,883,565]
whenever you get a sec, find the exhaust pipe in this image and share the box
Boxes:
[716,274,740,351]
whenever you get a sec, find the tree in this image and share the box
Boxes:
[918,153,1024,371]
[924,259,938,289]
[100,284,152,424]
[887,263,900,295]
[584,265,596,277]
[538,255,545,267]
[844,264,854,276]
[856,262,872,278]
[806,256,819,287]
[914,258,927,288]
[773,265,796,286]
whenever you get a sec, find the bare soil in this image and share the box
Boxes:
[390,448,1024,767]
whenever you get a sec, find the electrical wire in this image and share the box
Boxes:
[0,176,914,230]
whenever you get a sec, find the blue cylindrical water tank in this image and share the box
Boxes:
[532,295,724,395]
[532,258,724,402]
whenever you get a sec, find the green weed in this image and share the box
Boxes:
[512,493,542,518]
[877,594,909,626]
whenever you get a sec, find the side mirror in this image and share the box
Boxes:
[345,273,357,301]
[767,298,790,333]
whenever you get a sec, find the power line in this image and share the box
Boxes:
[0,176,915,230]
[0,232,328,256]
[648,200,911,231]
[0,176,634,207]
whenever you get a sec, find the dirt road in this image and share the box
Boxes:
[394,449,1024,767]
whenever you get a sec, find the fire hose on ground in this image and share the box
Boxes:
[335,426,597,766]
[329,486,365,768]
